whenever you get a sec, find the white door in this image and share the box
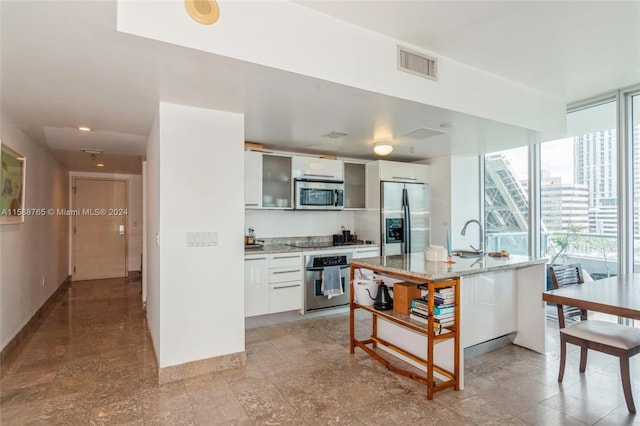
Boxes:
[73,178,127,280]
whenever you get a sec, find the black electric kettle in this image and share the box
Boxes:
[374,283,393,311]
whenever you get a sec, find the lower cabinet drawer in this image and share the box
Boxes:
[269,281,302,313]
[269,267,303,283]
[269,254,302,268]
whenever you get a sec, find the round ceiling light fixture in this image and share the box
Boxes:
[185,0,220,25]
[373,141,393,156]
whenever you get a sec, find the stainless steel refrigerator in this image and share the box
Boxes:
[381,181,430,256]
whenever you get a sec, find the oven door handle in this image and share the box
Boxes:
[306,264,350,271]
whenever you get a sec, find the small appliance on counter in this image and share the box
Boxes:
[374,282,393,311]
[332,227,357,246]
[341,226,351,243]
[425,245,447,261]
[245,227,264,249]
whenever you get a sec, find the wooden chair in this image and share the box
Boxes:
[549,264,640,414]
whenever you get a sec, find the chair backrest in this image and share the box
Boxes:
[548,263,587,328]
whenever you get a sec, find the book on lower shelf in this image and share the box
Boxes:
[409,307,454,324]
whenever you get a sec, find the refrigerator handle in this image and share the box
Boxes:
[402,188,411,254]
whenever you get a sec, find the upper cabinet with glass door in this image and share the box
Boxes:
[343,162,366,209]
[244,151,293,209]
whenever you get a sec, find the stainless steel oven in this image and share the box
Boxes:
[304,252,351,312]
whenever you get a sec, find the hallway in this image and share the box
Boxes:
[1,278,639,425]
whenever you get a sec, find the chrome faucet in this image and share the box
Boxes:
[461,219,484,254]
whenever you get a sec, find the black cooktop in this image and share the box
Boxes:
[287,242,334,249]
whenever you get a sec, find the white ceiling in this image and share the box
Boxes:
[1,1,638,174]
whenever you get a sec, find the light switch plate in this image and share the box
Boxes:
[186,232,219,247]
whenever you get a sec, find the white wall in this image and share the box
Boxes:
[117,0,565,137]
[451,156,481,250]
[69,171,143,274]
[1,114,69,350]
[245,210,355,239]
[429,156,452,248]
[145,111,161,359]
[429,155,482,251]
[157,102,245,368]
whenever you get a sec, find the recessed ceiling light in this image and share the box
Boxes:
[78,126,91,132]
[96,163,105,168]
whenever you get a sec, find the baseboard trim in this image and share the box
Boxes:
[464,332,516,360]
[0,275,71,375]
[158,351,247,384]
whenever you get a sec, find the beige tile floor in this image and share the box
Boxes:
[1,278,639,425]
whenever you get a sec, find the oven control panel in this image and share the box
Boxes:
[312,255,348,268]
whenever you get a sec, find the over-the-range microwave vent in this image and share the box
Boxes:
[397,46,437,81]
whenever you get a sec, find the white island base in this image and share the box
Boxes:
[352,255,547,391]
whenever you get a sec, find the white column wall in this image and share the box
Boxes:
[157,102,245,367]
[145,111,161,358]
[429,155,481,251]
[451,156,481,249]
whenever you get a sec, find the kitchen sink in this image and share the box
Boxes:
[451,250,484,258]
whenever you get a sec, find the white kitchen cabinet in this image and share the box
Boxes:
[461,271,516,348]
[344,162,366,209]
[263,154,293,209]
[244,252,302,317]
[244,151,263,208]
[373,160,429,184]
[292,156,343,181]
[244,254,269,317]
[245,152,293,210]
[352,246,380,258]
[269,253,302,268]
[269,281,302,313]
[268,253,302,313]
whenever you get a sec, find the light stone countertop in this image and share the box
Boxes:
[350,252,548,281]
[244,243,379,256]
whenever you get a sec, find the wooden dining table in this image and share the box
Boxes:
[542,273,640,320]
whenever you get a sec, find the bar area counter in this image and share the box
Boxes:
[350,252,547,282]
[350,253,548,389]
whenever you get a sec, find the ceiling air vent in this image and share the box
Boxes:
[398,46,437,81]
[321,131,348,139]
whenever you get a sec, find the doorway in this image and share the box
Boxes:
[72,178,127,281]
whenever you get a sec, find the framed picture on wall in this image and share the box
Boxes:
[1,143,26,224]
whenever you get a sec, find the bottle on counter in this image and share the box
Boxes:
[245,227,255,245]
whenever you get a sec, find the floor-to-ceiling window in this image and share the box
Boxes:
[631,93,640,272]
[541,100,618,279]
[484,146,529,255]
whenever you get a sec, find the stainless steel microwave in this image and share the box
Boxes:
[294,179,344,210]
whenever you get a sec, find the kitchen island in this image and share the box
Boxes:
[350,252,547,391]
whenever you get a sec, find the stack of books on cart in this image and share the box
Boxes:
[409,287,455,333]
